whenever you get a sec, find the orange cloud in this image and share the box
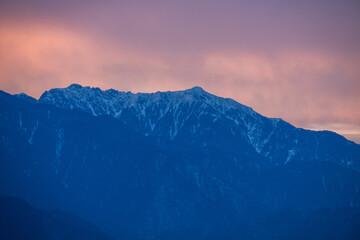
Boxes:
[1,20,359,143]
[0,21,187,97]
[202,51,360,137]
[204,53,275,82]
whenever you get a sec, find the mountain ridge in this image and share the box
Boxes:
[35,84,360,171]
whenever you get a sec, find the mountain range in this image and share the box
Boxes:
[1,84,360,239]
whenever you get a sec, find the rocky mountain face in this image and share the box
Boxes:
[39,84,360,170]
[1,85,360,239]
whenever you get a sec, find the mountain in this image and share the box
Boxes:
[0,196,115,240]
[0,84,360,239]
[39,84,360,170]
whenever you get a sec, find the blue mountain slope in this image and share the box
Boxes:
[39,84,360,170]
[0,86,360,239]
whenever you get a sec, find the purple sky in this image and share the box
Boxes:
[0,0,360,143]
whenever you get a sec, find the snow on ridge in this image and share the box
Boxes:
[39,84,257,120]
[38,84,280,150]
[34,84,318,166]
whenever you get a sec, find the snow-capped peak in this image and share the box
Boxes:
[38,84,285,154]
[39,84,252,115]
[28,83,360,170]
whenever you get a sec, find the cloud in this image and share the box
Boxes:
[0,0,359,143]
[1,22,360,132]
[202,51,360,130]
[0,21,188,97]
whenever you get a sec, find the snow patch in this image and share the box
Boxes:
[28,120,38,144]
[284,149,296,164]
[18,113,22,129]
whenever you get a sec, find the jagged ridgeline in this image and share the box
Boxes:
[1,84,360,240]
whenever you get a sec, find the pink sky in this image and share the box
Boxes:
[0,0,359,143]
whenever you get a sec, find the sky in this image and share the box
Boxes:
[0,0,359,143]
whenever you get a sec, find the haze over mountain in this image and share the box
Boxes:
[1,84,360,239]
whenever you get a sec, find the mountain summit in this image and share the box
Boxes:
[39,84,253,117]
